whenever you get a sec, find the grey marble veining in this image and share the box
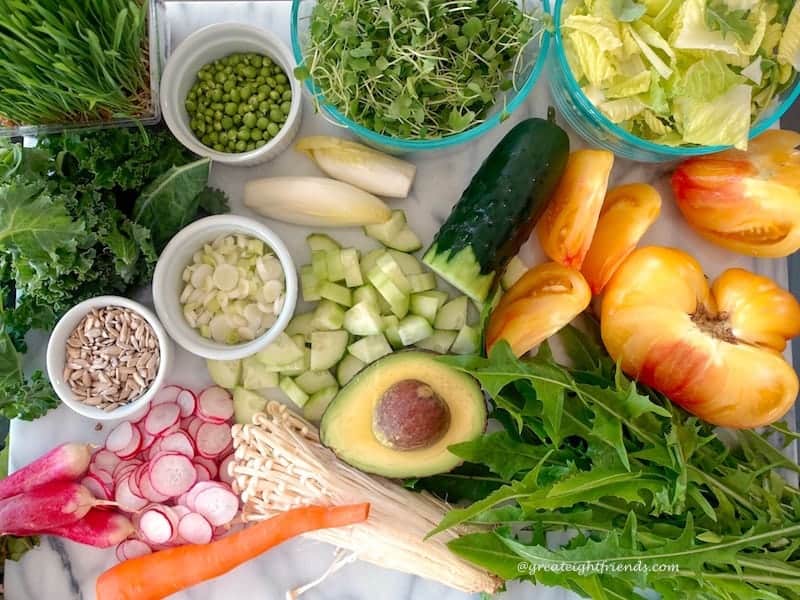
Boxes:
[5,2,794,600]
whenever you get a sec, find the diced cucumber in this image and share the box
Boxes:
[300,265,321,302]
[307,233,340,253]
[387,227,422,252]
[326,249,345,282]
[343,302,383,336]
[434,296,469,330]
[292,334,308,349]
[256,332,304,366]
[312,250,328,280]
[502,255,528,289]
[337,353,366,386]
[382,315,403,349]
[311,299,346,330]
[388,250,423,274]
[303,386,339,423]
[397,315,434,346]
[280,376,309,408]
[206,359,241,389]
[281,348,310,375]
[319,281,353,307]
[310,330,349,370]
[416,330,457,354]
[242,356,279,389]
[410,291,447,324]
[341,248,363,287]
[376,252,411,293]
[452,324,481,355]
[294,370,338,395]
[364,210,406,243]
[348,334,393,364]
[286,312,315,339]
[408,272,437,293]
[360,248,385,275]
[353,284,380,309]
[368,267,409,318]
[378,294,393,315]
[233,387,267,425]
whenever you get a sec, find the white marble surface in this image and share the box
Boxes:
[5,2,796,600]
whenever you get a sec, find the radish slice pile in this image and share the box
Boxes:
[88,385,240,561]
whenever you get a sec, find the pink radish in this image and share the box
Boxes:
[137,424,156,452]
[186,416,204,440]
[176,389,197,417]
[128,466,147,498]
[159,431,195,458]
[116,426,142,459]
[193,486,239,526]
[195,422,232,458]
[138,471,169,503]
[0,482,109,534]
[182,481,230,512]
[151,385,183,406]
[114,477,148,513]
[116,539,152,561]
[194,463,211,482]
[106,422,136,454]
[149,454,196,497]
[219,455,235,486]
[82,475,112,501]
[178,512,213,544]
[138,507,175,545]
[145,402,180,436]
[197,387,234,423]
[46,509,133,548]
[0,443,92,501]
[91,449,121,474]
[193,456,218,479]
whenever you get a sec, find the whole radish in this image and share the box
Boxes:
[0,443,91,501]
[0,482,108,535]
[46,510,134,548]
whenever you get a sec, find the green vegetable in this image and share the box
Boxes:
[297,0,545,139]
[423,115,569,303]
[423,326,800,599]
[0,0,150,126]
[185,52,291,153]
[0,128,229,420]
[562,0,799,149]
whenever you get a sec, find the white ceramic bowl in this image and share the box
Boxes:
[153,215,298,361]
[161,23,303,166]
[46,296,173,422]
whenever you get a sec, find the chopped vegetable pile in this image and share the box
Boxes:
[0,128,229,420]
[296,0,545,139]
[561,0,799,149]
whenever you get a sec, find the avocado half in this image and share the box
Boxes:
[319,352,487,478]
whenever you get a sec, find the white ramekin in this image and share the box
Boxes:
[152,215,298,361]
[160,23,303,166]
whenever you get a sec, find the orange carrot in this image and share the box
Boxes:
[96,503,370,600]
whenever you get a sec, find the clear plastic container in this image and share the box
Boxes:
[549,0,800,163]
[0,0,166,138]
[291,0,551,153]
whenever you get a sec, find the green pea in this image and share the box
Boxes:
[243,112,257,128]
[240,85,252,100]
[275,84,286,94]
[244,66,258,78]
[185,100,197,113]
[233,114,242,125]
[235,140,247,152]
[222,116,233,129]
[225,102,237,116]
[204,107,214,117]
[209,132,219,143]
[256,76,266,85]
[251,55,263,68]
[219,132,229,145]
[269,90,280,101]
[202,134,212,145]
[213,144,225,152]
[275,73,287,84]
[213,121,222,132]
[266,77,276,87]
[270,109,282,122]
[215,71,227,83]
[223,79,235,92]
[230,89,240,103]
[256,116,269,129]
[259,101,270,113]
[256,139,267,148]
[238,128,251,141]
[211,102,223,111]
[266,122,279,136]
[214,110,223,120]
[196,121,206,134]
[227,129,238,141]
[256,93,266,103]
[250,128,263,141]
[280,101,291,115]
[246,142,255,151]
[282,89,292,101]
[211,88,223,101]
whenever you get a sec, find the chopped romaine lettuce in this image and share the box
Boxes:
[778,2,800,70]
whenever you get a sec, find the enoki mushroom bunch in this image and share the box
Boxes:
[230,401,500,595]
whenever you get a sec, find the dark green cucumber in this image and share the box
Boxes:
[423,114,569,303]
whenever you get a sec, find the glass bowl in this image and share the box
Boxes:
[549,0,800,163]
[290,0,551,153]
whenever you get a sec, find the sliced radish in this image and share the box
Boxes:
[195,422,232,458]
[172,505,191,519]
[160,431,195,458]
[113,463,138,483]
[197,387,234,424]
[138,507,174,545]
[219,455,235,486]
[193,456,218,479]
[181,481,226,512]
[116,539,152,562]
[193,486,239,526]
[145,403,180,436]
[115,477,148,512]
[160,423,181,438]
[151,385,184,406]
[116,426,143,459]
[138,470,170,503]
[92,450,121,473]
[176,389,197,418]
[92,468,115,491]
[82,474,111,500]
[178,512,213,544]
[149,454,196,497]
[194,464,211,482]
[128,465,146,498]
[185,416,204,440]
[137,424,156,452]
[105,422,135,454]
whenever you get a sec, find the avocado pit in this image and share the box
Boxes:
[372,379,451,451]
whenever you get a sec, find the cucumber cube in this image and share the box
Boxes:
[410,291,447,324]
[502,255,528,289]
[341,248,363,287]
[311,299,346,330]
[348,334,393,364]
[303,386,339,423]
[367,267,410,318]
[319,281,353,307]
[388,250,423,275]
[452,324,481,355]
[280,376,309,408]
[434,296,469,330]
[382,315,403,349]
[300,265,321,302]
[295,370,338,395]
[281,348,310,375]
[343,302,383,336]
[416,330,457,354]
[376,252,411,293]
[408,272,436,293]
[312,250,328,280]
[397,315,434,346]
[337,353,366,386]
[353,284,381,309]
[242,355,279,389]
[206,359,241,389]
[233,387,267,425]
[285,312,315,340]
[307,233,340,253]
[310,330,349,370]
[364,210,406,244]
[256,332,304,366]
[326,249,345,282]
[386,227,422,252]
[292,334,308,350]
[360,248,385,275]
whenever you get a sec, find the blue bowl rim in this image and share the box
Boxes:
[290,0,552,151]
[550,0,800,158]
